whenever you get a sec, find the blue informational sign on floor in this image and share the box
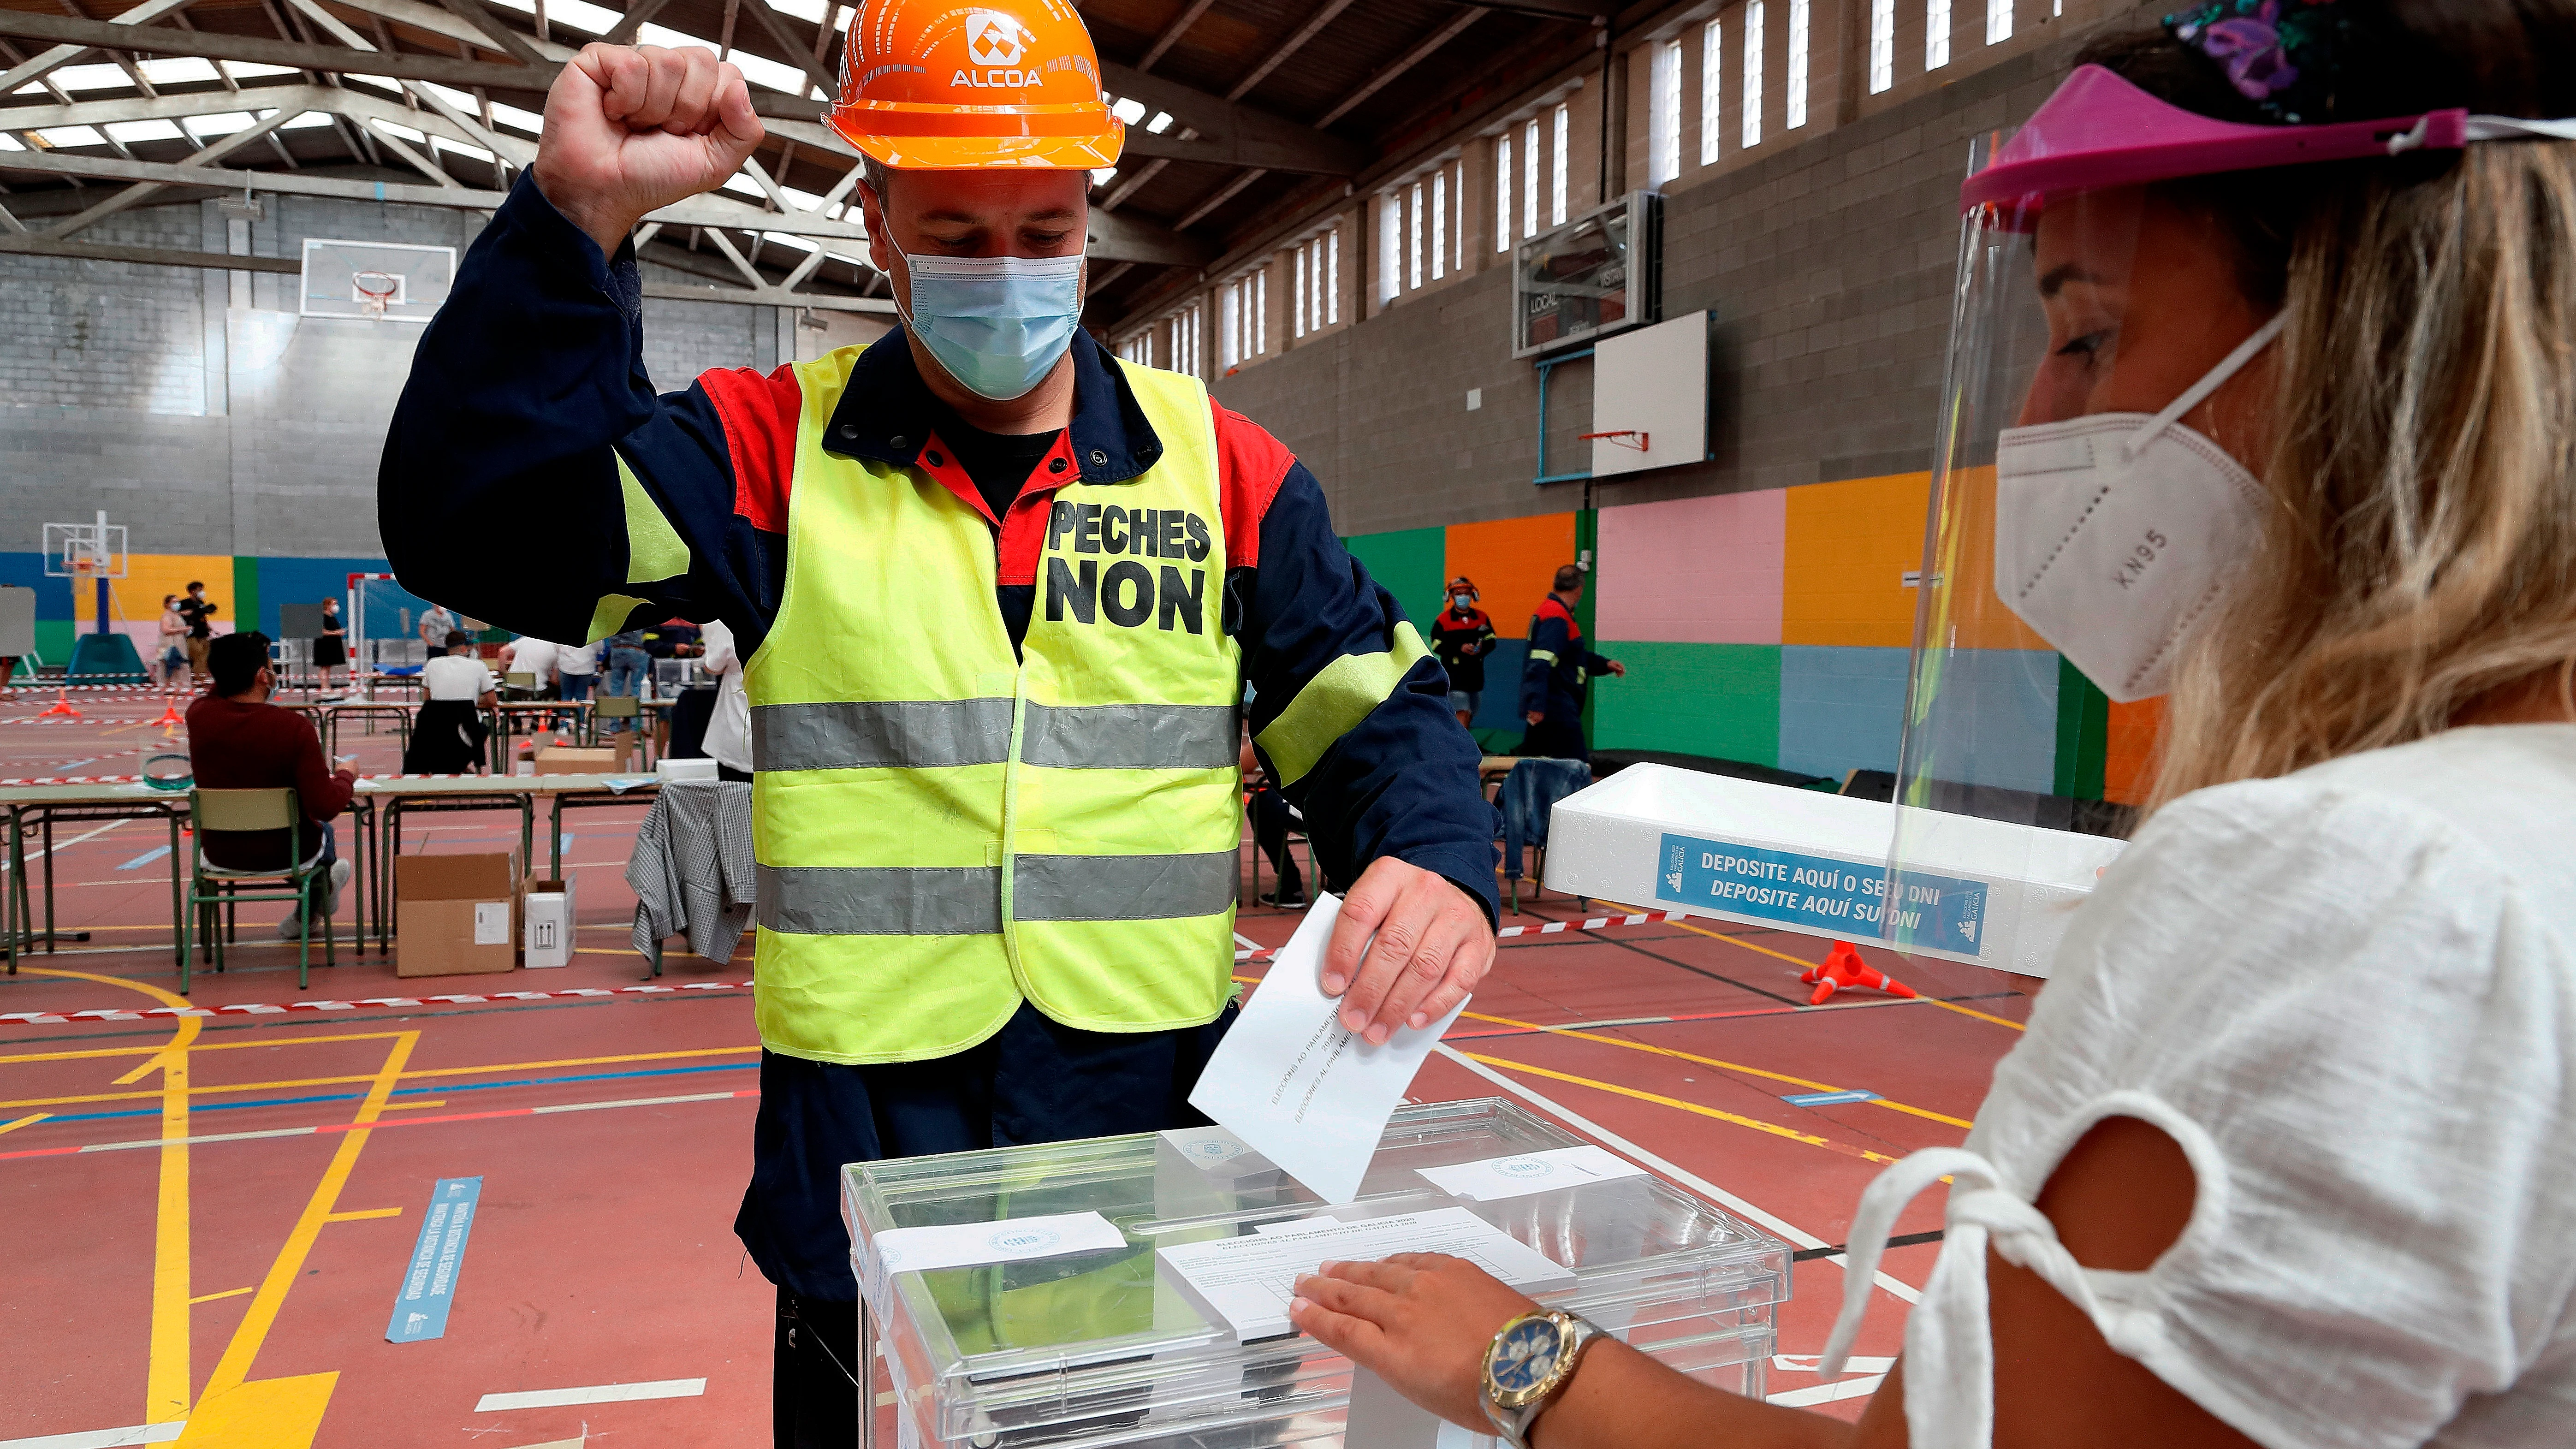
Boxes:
[387,1175,483,1343]
[1652,832,1988,959]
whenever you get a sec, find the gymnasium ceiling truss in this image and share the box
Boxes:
[0,0,1624,321]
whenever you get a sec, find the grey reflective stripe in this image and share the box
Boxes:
[752,699,1014,772]
[757,864,1002,936]
[1020,702,1238,770]
[1014,851,1238,922]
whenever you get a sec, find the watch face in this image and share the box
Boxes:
[1487,1316,1564,1400]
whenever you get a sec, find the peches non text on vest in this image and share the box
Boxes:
[1044,500,1214,635]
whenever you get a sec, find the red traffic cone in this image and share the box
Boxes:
[36,689,81,719]
[1799,940,1920,1006]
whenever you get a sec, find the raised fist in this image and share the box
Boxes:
[534,43,764,257]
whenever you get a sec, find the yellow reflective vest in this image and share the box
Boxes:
[742,354,1241,1064]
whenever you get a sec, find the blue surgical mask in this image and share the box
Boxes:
[887,238,1086,402]
[1452,594,1474,610]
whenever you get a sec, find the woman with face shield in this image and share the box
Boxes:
[1285,6,2576,1448]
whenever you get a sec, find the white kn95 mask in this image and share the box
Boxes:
[1991,312,2283,703]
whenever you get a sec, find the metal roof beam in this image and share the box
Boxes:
[0,0,199,99]
[1315,9,1486,127]
[0,8,555,91]
[1100,63,1366,176]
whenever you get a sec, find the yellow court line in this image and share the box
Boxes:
[1456,1008,1975,1131]
[0,1111,50,1135]
[1460,1051,1901,1166]
[22,967,200,1428]
[1600,899,2029,1034]
[0,1044,761,1112]
[197,1029,419,1409]
[381,1099,448,1111]
[0,1030,409,1067]
[189,1287,255,1305]
[323,1207,402,1221]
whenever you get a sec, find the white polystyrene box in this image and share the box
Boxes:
[1540,764,2126,978]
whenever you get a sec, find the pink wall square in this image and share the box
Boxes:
[1595,490,1786,644]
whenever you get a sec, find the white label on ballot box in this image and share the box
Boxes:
[869,1211,1127,1280]
[1415,1145,1645,1202]
[1156,1207,1573,1343]
[1188,893,1469,1205]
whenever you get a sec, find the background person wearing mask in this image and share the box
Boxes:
[375,6,1497,1439]
[176,581,218,683]
[313,597,347,696]
[1431,576,1496,729]
[156,594,188,687]
[1518,565,1623,761]
[186,631,356,937]
[1292,7,2576,1447]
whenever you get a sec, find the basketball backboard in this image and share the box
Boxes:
[1588,310,1712,479]
[43,518,127,578]
[301,238,456,322]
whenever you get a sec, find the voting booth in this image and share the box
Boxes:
[845,1098,1791,1449]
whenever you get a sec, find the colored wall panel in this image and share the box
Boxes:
[1595,490,1785,645]
[2051,657,2109,800]
[1341,526,1448,627]
[1445,512,1578,637]
[1917,466,2053,652]
[1590,641,1781,767]
[0,552,74,620]
[2103,697,2164,807]
[1906,648,2063,796]
[1782,472,1931,647]
[256,556,395,637]
[1777,646,1911,783]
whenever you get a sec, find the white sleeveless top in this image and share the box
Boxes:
[1821,725,2576,1449]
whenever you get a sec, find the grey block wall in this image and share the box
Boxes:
[1210,41,2073,535]
[1,195,782,558]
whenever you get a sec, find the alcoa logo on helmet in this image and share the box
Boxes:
[957,10,1044,88]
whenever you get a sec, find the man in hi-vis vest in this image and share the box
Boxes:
[379,1,1498,1437]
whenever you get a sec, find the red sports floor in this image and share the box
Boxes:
[0,699,2032,1448]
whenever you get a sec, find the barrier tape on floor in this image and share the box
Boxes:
[0,771,518,785]
[1232,909,1681,962]
[0,910,1695,1023]
[0,979,758,1026]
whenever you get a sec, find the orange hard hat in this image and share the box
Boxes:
[831,0,1124,171]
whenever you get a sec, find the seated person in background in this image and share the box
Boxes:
[404,630,496,774]
[186,632,356,937]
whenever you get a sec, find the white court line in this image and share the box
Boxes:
[0,1421,186,1449]
[530,1092,741,1115]
[0,820,126,874]
[79,1126,316,1153]
[1432,1045,1922,1305]
[474,1378,707,1411]
[1766,1375,1885,1407]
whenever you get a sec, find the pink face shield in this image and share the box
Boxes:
[1875,63,2576,970]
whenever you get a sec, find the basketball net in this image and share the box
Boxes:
[354,270,401,320]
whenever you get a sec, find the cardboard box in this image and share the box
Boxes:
[522,872,577,969]
[396,849,521,977]
[534,744,626,775]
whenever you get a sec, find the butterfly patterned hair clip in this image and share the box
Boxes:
[2166,0,2351,124]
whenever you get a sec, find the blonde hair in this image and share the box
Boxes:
[2149,139,2576,811]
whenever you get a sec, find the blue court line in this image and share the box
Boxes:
[38,1059,756,1124]
[117,845,174,870]
[1782,1089,1881,1107]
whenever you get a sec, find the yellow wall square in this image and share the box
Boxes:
[1782,473,1931,647]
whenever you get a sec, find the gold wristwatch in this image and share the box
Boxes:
[1479,1309,1603,1448]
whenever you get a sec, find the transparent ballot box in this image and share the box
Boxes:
[843,1098,1793,1449]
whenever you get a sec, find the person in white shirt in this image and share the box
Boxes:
[499,635,560,695]
[405,631,498,774]
[554,636,600,705]
[696,619,750,781]
[1292,10,2576,1449]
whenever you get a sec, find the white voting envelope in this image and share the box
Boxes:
[1189,893,1468,1204]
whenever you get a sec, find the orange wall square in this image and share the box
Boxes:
[1446,512,1578,634]
[2103,696,2164,806]
[1782,473,1931,647]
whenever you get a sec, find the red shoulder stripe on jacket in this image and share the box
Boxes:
[1534,595,1580,637]
[1211,400,1294,569]
[697,364,802,535]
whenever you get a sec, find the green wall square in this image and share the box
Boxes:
[1591,641,1782,767]
[1340,527,1449,629]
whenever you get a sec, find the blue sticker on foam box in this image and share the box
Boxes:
[1652,833,1988,959]
[386,1176,482,1343]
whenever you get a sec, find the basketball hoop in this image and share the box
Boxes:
[1579,429,1650,453]
[352,270,403,320]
